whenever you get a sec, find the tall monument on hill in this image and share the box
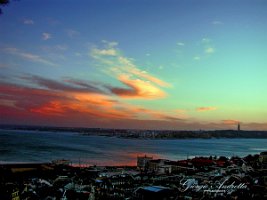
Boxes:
[237,123,240,131]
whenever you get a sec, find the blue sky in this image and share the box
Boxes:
[0,0,267,130]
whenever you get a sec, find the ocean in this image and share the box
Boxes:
[0,129,266,166]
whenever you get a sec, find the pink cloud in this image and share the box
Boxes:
[0,80,178,126]
[196,107,217,112]
[222,119,239,125]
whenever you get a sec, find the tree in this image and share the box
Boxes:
[0,0,9,4]
[0,0,10,15]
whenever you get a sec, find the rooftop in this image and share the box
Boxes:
[142,186,170,193]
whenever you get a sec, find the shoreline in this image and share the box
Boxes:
[2,127,267,140]
[0,151,265,168]
[0,127,267,140]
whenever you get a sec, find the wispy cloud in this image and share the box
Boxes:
[41,45,68,52]
[42,32,52,40]
[222,119,239,125]
[75,52,82,57]
[177,42,185,46]
[205,47,215,54]
[107,74,166,99]
[129,68,170,87]
[196,107,217,112]
[202,38,211,43]
[158,65,164,70]
[4,47,57,66]
[22,75,105,94]
[92,48,117,56]
[201,38,215,55]
[90,41,170,99]
[66,29,80,38]
[23,19,34,25]
[193,56,200,60]
[175,109,188,119]
[0,63,9,68]
[0,99,16,108]
[212,20,223,25]
[54,45,68,51]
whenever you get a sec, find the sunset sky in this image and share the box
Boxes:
[0,0,267,130]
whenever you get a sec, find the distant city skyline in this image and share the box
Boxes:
[0,0,267,130]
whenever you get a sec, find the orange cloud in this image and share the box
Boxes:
[30,101,68,116]
[150,112,183,121]
[30,100,131,119]
[196,107,217,112]
[0,71,181,128]
[128,107,185,121]
[28,89,185,124]
[109,74,166,99]
[129,68,170,87]
[91,42,170,100]
[222,119,239,125]
[74,93,116,107]
[174,109,188,119]
[3,82,267,130]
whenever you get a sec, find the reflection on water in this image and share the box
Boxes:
[0,130,267,166]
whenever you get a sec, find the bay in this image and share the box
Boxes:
[0,130,266,166]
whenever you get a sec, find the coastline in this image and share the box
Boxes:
[1,125,267,139]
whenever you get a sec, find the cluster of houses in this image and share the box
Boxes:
[0,152,267,200]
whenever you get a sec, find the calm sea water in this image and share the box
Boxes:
[0,130,267,166]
